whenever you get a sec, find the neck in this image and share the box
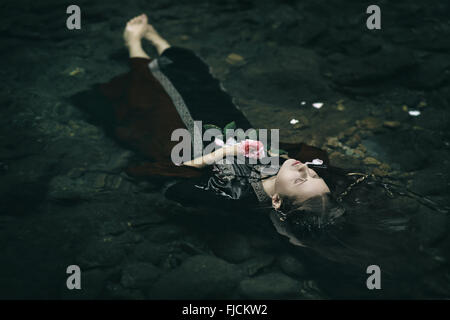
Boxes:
[261,175,276,197]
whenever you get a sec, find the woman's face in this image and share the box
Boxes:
[274,159,330,204]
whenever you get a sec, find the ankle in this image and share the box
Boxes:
[128,42,150,59]
[126,37,141,48]
[156,42,171,55]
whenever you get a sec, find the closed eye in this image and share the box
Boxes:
[308,168,319,178]
[295,176,320,184]
[308,169,320,179]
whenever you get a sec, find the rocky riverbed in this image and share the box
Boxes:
[0,0,449,299]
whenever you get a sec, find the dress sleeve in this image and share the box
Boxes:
[164,166,257,210]
[164,177,237,209]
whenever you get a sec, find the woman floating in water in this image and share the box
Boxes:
[82,13,344,247]
[72,13,449,298]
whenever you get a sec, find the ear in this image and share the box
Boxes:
[272,193,282,210]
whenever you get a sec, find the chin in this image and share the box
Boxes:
[278,158,297,175]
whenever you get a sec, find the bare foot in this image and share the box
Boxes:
[144,24,171,55]
[144,24,162,43]
[123,14,148,47]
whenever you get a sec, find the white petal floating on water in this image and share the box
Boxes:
[305,158,323,165]
[301,101,306,105]
[409,110,421,117]
[290,119,299,125]
[312,102,324,109]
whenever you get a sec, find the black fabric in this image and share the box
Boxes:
[159,47,254,131]
[165,162,260,211]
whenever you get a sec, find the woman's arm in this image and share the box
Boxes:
[182,145,238,168]
[268,150,290,159]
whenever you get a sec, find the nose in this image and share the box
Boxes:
[298,164,310,177]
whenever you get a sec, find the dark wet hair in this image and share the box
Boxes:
[256,160,449,297]
[270,192,346,246]
[273,165,450,297]
[270,163,448,249]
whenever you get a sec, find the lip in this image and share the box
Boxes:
[291,160,301,166]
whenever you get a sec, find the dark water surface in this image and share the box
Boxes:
[0,0,449,299]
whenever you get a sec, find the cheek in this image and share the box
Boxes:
[275,175,292,193]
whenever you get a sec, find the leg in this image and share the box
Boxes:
[123,14,151,59]
[144,23,171,56]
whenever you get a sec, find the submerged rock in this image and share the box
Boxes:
[412,207,448,247]
[346,134,362,148]
[383,121,401,129]
[405,54,450,89]
[240,254,275,276]
[411,169,448,196]
[357,117,383,130]
[148,255,244,299]
[238,273,301,299]
[277,254,307,278]
[325,137,342,148]
[299,280,325,299]
[210,233,253,263]
[329,152,362,169]
[329,47,416,87]
[363,157,381,166]
[132,241,169,265]
[142,224,187,243]
[226,53,245,65]
[77,239,127,269]
[121,262,161,289]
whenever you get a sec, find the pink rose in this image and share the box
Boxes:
[237,139,265,159]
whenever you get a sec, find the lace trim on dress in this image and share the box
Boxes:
[249,167,272,203]
[148,58,203,155]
